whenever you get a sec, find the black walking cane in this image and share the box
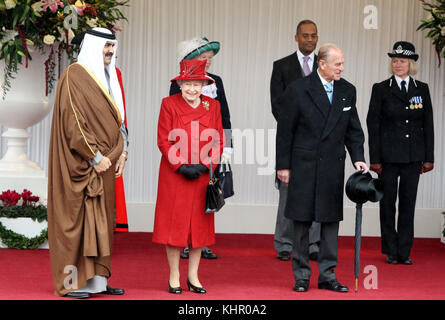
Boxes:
[354,202,363,293]
[346,171,384,293]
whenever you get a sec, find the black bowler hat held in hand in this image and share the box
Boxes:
[345,171,384,292]
[346,171,384,204]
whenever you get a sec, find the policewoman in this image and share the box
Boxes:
[366,41,434,265]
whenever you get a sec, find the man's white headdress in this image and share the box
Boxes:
[77,28,125,124]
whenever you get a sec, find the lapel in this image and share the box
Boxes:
[291,52,304,80]
[173,94,211,127]
[389,75,410,104]
[306,71,331,118]
[321,79,347,140]
[312,54,318,73]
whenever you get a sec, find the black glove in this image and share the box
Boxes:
[178,164,207,180]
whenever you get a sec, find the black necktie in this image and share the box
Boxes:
[401,80,407,96]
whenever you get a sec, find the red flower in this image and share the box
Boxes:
[21,189,40,206]
[84,6,98,17]
[0,190,22,207]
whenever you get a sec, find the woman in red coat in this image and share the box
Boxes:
[153,60,224,294]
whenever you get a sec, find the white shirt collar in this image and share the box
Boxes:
[297,50,315,70]
[394,75,410,90]
[317,69,334,87]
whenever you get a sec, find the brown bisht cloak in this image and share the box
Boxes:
[48,63,123,296]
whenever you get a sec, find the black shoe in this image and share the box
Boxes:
[277,251,291,261]
[318,280,349,293]
[399,257,413,265]
[386,255,399,264]
[309,252,319,261]
[168,282,182,294]
[180,247,189,259]
[201,247,217,259]
[64,292,90,299]
[187,279,207,294]
[293,279,309,292]
[99,285,125,295]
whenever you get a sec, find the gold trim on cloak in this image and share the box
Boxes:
[66,65,97,157]
[71,63,122,125]
[66,63,123,158]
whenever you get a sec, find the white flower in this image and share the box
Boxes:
[86,17,98,28]
[0,29,18,44]
[5,0,16,10]
[43,34,56,45]
[57,27,75,44]
[441,26,445,37]
[31,1,46,13]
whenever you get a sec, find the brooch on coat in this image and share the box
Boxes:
[409,96,423,110]
[202,101,210,111]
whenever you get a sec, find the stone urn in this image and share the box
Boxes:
[0,49,54,202]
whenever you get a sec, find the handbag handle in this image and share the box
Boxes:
[209,157,214,181]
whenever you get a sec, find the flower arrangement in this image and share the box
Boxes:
[0,189,46,219]
[0,189,47,249]
[0,0,129,99]
[418,0,445,67]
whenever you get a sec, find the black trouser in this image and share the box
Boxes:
[379,162,422,260]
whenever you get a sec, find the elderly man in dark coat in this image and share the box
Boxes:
[276,43,369,293]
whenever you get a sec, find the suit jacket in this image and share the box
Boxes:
[276,71,365,223]
[271,52,318,121]
[366,76,434,164]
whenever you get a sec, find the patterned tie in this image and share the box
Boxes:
[324,82,333,104]
[302,56,311,76]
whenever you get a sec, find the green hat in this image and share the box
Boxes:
[178,37,220,61]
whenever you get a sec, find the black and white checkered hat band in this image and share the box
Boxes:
[392,49,415,56]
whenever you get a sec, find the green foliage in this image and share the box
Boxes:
[0,204,47,222]
[0,0,129,99]
[417,0,445,64]
[0,204,48,250]
[0,221,48,250]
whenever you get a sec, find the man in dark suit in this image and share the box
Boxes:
[276,44,369,292]
[270,20,321,262]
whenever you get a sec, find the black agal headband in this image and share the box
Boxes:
[71,28,116,46]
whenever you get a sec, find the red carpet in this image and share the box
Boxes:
[0,233,444,300]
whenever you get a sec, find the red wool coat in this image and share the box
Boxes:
[153,94,224,248]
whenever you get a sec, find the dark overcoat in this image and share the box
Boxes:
[366,76,434,164]
[276,71,365,223]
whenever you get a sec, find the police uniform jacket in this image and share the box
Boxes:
[366,76,434,164]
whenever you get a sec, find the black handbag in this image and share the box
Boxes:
[205,158,225,214]
[215,163,234,199]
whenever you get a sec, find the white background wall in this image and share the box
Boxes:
[1,0,444,237]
